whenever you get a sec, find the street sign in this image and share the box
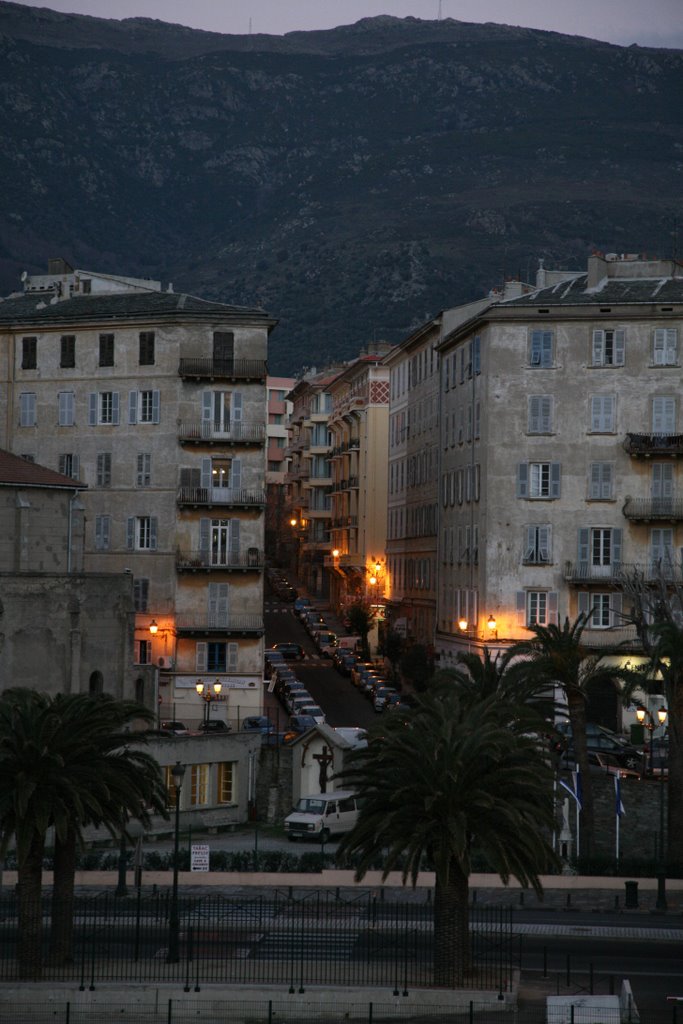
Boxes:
[191,844,210,872]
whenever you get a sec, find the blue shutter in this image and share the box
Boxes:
[550,463,561,498]
[112,392,120,425]
[578,591,591,618]
[230,519,240,560]
[196,642,207,673]
[231,458,242,491]
[126,517,135,550]
[516,591,527,626]
[612,528,622,568]
[548,592,559,624]
[199,518,210,562]
[227,643,238,672]
[202,392,212,438]
[517,464,528,497]
[578,528,590,567]
[95,516,104,550]
[201,457,212,491]
[89,393,97,426]
[152,390,160,424]
[611,594,623,626]
[150,517,158,551]
[128,391,138,425]
[232,392,242,423]
[614,330,625,365]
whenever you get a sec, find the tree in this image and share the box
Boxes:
[400,643,435,692]
[336,681,556,987]
[346,600,375,660]
[0,689,167,975]
[509,614,623,861]
[380,627,405,688]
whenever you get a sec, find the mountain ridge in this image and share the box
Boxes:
[0,4,681,373]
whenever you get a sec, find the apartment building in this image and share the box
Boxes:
[435,254,683,687]
[0,259,276,727]
[265,376,294,564]
[327,354,390,615]
[285,370,335,596]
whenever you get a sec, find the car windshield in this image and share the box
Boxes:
[296,798,326,814]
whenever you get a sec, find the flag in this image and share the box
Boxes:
[559,768,583,811]
[614,774,625,818]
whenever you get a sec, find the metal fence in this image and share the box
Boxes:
[0,890,515,993]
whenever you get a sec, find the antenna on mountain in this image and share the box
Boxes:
[249,17,252,35]
[437,0,442,20]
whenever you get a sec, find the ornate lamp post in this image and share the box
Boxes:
[195,679,222,727]
[636,703,668,910]
[167,760,186,962]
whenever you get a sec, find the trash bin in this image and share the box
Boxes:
[624,880,639,909]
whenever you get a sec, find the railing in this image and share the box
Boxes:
[0,891,514,993]
[177,421,266,444]
[178,358,267,380]
[565,560,683,583]
[175,614,264,633]
[177,487,266,507]
[622,496,683,520]
[175,549,264,571]
[580,624,641,649]
[623,432,683,456]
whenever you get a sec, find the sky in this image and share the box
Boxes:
[15,0,683,50]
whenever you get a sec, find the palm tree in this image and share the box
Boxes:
[346,600,375,660]
[336,681,557,987]
[46,693,168,964]
[509,614,623,861]
[0,689,167,975]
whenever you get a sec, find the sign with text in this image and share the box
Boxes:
[191,844,210,872]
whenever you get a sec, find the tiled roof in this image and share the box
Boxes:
[0,290,276,328]
[503,274,683,307]
[0,449,86,489]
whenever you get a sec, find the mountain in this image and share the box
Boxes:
[0,3,681,374]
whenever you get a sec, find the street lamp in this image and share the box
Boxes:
[195,679,222,727]
[636,703,668,910]
[167,760,186,963]
[487,614,498,640]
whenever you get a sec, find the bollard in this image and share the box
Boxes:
[624,880,639,909]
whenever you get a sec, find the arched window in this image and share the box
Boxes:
[89,671,104,696]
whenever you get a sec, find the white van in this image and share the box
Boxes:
[284,791,360,841]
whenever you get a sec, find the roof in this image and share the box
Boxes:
[502,273,683,308]
[0,290,277,329]
[0,449,86,490]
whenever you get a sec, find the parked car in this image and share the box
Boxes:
[242,715,276,734]
[555,723,644,771]
[313,630,337,655]
[160,720,190,736]
[271,642,305,660]
[298,703,326,724]
[294,597,312,616]
[372,686,397,712]
[334,727,368,749]
[283,714,317,743]
[197,719,231,734]
[288,692,315,715]
[284,791,360,842]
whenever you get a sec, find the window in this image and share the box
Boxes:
[653,397,676,434]
[58,391,75,426]
[95,514,111,550]
[523,525,552,564]
[190,764,209,806]
[164,766,178,807]
[21,337,37,370]
[60,335,75,368]
[133,578,149,612]
[589,463,614,500]
[207,583,229,627]
[58,454,79,479]
[578,592,622,629]
[129,390,160,425]
[528,396,553,433]
[519,590,558,627]
[590,395,615,432]
[136,453,151,487]
[651,463,674,504]
[529,330,553,367]
[96,452,112,487]
[592,329,624,367]
[19,393,36,427]
[517,462,561,499]
[577,527,622,575]
[127,516,158,551]
[89,391,120,426]
[136,639,151,665]
[99,333,115,367]
[139,331,155,365]
[217,763,234,804]
[650,528,674,574]
[653,328,677,366]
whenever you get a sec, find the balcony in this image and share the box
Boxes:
[178,358,267,382]
[178,421,266,446]
[177,487,266,509]
[564,560,683,584]
[623,433,683,458]
[580,625,642,651]
[622,497,683,521]
[176,548,264,572]
[175,614,264,637]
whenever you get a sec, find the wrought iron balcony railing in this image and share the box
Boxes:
[175,614,264,635]
[622,497,683,520]
[178,421,266,445]
[623,433,683,457]
[175,548,264,572]
[178,358,267,381]
[177,487,266,508]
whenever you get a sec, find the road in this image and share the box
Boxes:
[264,600,378,730]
